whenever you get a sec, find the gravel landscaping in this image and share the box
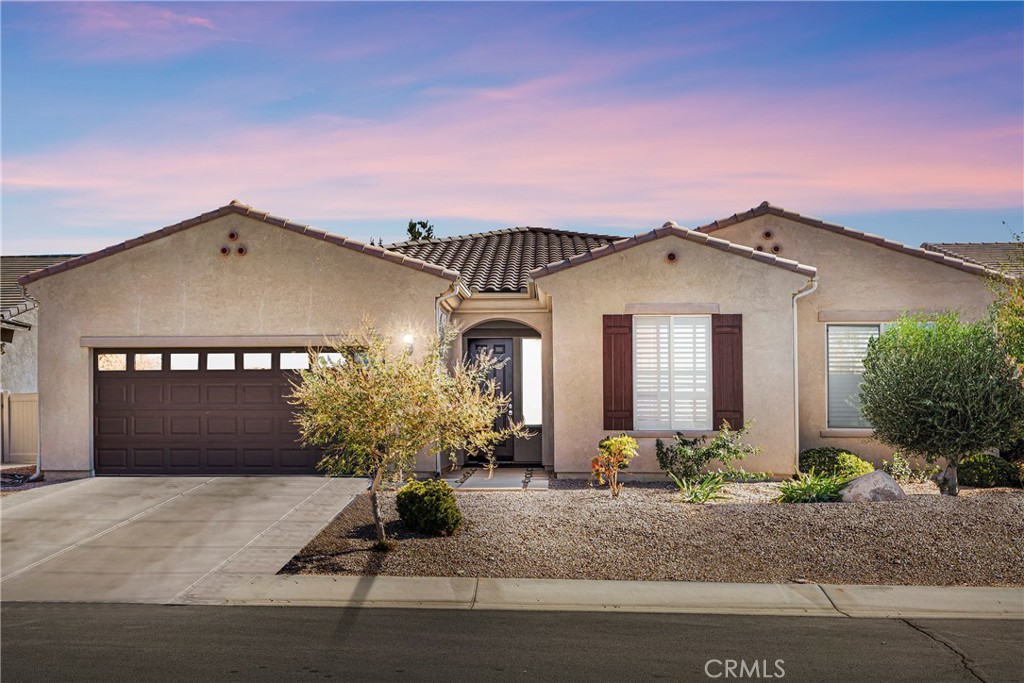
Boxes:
[0,466,53,498]
[283,481,1024,586]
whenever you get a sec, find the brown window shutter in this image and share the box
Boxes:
[712,314,743,430]
[603,314,633,431]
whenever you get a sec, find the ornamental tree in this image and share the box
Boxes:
[290,320,527,543]
[859,312,1024,495]
[592,434,639,497]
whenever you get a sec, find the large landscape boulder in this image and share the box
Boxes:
[839,470,906,502]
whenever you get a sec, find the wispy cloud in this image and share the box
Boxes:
[5,75,1021,242]
[30,2,292,61]
[2,2,1021,251]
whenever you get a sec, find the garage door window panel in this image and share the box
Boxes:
[170,353,199,371]
[134,353,163,371]
[243,353,273,370]
[207,353,237,370]
[98,353,127,371]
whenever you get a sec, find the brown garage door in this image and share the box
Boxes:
[94,348,325,475]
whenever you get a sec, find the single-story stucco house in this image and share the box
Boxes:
[12,201,1015,479]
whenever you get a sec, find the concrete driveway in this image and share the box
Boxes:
[0,476,366,603]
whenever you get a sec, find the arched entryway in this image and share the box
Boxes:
[463,319,544,466]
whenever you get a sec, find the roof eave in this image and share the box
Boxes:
[528,223,818,280]
[17,202,461,287]
[697,201,1009,281]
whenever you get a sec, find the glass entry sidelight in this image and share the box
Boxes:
[467,338,514,462]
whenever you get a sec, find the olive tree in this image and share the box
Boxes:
[290,321,527,543]
[859,313,1024,495]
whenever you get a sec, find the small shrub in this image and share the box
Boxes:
[592,434,639,497]
[958,453,1022,488]
[882,452,939,484]
[656,421,761,481]
[799,447,874,479]
[395,479,463,536]
[776,470,848,503]
[670,472,729,504]
[718,467,773,483]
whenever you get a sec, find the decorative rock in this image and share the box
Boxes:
[840,470,907,502]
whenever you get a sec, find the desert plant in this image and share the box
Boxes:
[958,453,1022,489]
[799,447,874,479]
[860,312,1024,495]
[396,479,463,535]
[882,452,939,484]
[592,434,639,497]
[655,421,761,482]
[776,470,848,503]
[670,471,729,504]
[718,467,773,483]
[290,320,528,543]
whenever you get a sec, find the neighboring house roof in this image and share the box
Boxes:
[17,201,460,288]
[530,222,818,280]
[697,201,1008,280]
[920,242,1024,278]
[389,227,621,292]
[2,254,80,319]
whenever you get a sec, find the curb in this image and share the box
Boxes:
[178,575,1024,620]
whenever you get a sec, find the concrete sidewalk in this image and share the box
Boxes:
[176,573,1024,620]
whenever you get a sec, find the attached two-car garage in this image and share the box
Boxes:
[93,348,322,475]
[20,202,457,478]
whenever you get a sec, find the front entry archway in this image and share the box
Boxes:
[463,319,543,466]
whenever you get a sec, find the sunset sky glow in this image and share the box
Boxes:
[2,1,1022,253]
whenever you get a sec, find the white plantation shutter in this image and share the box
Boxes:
[827,325,880,428]
[633,315,712,431]
[633,316,671,429]
[671,316,712,430]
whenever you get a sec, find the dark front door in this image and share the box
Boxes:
[467,338,514,462]
[93,348,319,475]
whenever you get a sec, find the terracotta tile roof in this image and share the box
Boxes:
[697,201,1010,280]
[17,201,461,288]
[2,254,80,319]
[388,227,621,292]
[530,223,818,280]
[920,242,1023,278]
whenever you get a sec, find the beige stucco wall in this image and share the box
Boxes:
[26,214,450,476]
[706,214,995,464]
[1,308,40,393]
[537,234,813,477]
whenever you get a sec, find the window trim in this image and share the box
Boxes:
[632,314,713,432]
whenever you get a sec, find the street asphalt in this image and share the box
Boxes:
[2,603,1021,682]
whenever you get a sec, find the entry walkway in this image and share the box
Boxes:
[444,467,549,490]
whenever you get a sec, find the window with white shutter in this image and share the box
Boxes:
[826,324,882,428]
[633,315,712,430]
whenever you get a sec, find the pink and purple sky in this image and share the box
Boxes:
[2,1,1022,254]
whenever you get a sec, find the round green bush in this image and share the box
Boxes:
[958,454,1022,488]
[395,479,463,536]
[799,447,874,479]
